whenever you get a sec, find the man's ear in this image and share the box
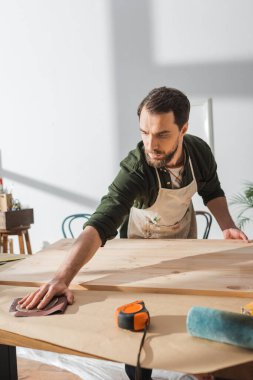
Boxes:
[180,122,189,136]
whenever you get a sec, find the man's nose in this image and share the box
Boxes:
[147,136,158,151]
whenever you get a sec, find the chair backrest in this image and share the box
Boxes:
[195,211,212,239]
[62,214,91,238]
[62,212,212,239]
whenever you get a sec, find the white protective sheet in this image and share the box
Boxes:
[17,347,196,380]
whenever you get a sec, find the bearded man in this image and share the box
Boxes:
[19,87,248,380]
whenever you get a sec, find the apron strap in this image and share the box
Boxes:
[155,155,195,189]
[188,157,196,182]
[154,168,162,189]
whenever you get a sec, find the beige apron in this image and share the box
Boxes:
[127,157,198,239]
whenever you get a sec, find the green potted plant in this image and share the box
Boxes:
[230,182,253,230]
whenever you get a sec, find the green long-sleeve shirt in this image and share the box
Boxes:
[84,134,224,244]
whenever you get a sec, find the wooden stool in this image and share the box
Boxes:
[0,225,32,254]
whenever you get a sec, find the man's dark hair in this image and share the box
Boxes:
[137,87,190,129]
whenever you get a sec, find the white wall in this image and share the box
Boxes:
[0,0,117,251]
[0,0,252,252]
[150,0,253,239]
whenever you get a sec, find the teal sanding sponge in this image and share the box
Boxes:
[187,306,253,350]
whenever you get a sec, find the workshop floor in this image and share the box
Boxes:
[17,357,82,380]
[17,347,196,380]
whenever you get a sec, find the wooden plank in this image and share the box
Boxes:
[0,330,104,361]
[1,239,253,297]
[1,285,253,374]
[0,254,25,263]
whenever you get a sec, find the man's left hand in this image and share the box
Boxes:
[223,228,248,241]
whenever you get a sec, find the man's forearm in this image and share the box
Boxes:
[206,196,236,231]
[54,226,102,286]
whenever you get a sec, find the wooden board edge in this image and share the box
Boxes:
[0,329,111,362]
[78,283,253,298]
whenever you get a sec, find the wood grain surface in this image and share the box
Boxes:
[1,239,253,297]
[1,285,253,375]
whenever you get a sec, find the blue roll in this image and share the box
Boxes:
[187,306,253,350]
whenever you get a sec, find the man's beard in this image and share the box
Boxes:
[145,141,179,168]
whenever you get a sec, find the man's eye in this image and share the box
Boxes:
[159,134,170,138]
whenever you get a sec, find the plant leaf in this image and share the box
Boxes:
[230,183,253,230]
[237,216,250,230]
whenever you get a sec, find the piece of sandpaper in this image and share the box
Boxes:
[9,296,68,317]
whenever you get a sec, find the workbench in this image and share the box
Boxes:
[1,239,253,380]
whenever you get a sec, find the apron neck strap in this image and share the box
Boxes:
[155,168,162,189]
[188,156,196,182]
[154,155,195,189]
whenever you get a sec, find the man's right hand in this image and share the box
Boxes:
[18,226,102,311]
[18,280,74,310]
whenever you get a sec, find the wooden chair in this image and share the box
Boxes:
[62,214,91,238]
[0,225,32,254]
[195,211,213,239]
